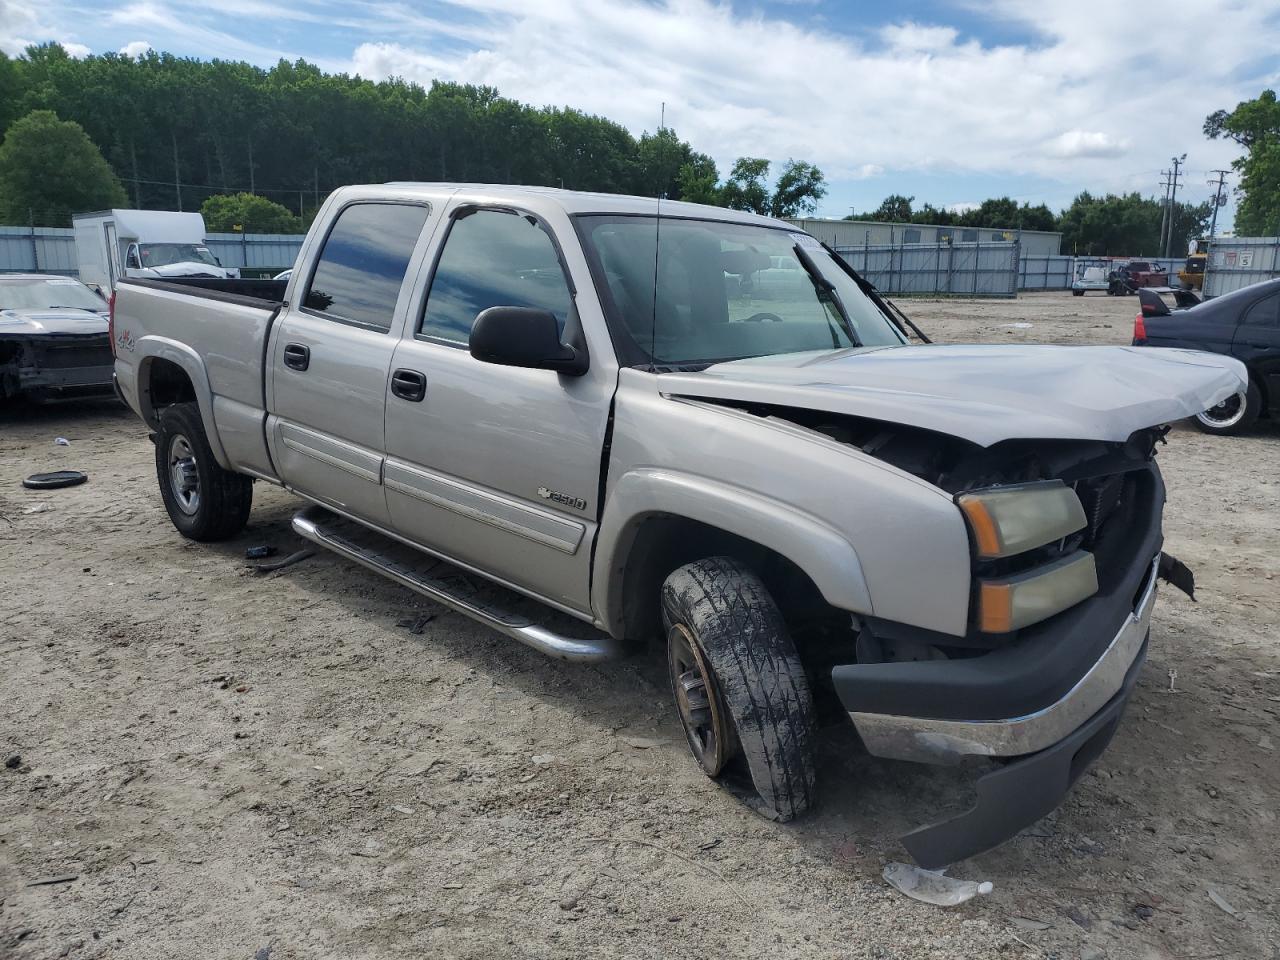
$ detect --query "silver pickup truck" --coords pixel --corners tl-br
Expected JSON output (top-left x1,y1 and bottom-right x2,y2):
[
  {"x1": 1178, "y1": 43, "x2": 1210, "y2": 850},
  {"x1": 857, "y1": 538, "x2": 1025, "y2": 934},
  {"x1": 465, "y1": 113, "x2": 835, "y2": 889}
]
[{"x1": 111, "y1": 183, "x2": 1245, "y2": 867}]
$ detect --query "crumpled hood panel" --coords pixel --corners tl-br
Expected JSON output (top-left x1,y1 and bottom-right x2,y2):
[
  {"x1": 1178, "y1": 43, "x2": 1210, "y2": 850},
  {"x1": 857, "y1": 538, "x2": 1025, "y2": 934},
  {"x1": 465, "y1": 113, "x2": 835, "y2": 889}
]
[
  {"x1": 659, "y1": 344, "x2": 1249, "y2": 447},
  {"x1": 0, "y1": 308, "x2": 109, "y2": 337}
]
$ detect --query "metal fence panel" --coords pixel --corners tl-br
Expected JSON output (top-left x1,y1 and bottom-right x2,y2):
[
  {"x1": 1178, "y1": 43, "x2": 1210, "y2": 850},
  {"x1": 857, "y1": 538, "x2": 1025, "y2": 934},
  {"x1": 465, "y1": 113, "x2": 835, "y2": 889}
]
[
  {"x1": 0, "y1": 226, "x2": 304, "y2": 277},
  {"x1": 835, "y1": 240, "x2": 1019, "y2": 297},
  {"x1": 1017, "y1": 256, "x2": 1186, "y2": 291},
  {"x1": 1203, "y1": 237, "x2": 1280, "y2": 298}
]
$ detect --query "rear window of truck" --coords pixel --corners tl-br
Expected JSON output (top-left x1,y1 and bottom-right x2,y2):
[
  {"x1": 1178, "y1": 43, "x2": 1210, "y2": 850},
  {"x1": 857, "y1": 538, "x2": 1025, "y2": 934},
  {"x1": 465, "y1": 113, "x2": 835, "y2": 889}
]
[{"x1": 303, "y1": 202, "x2": 430, "y2": 332}]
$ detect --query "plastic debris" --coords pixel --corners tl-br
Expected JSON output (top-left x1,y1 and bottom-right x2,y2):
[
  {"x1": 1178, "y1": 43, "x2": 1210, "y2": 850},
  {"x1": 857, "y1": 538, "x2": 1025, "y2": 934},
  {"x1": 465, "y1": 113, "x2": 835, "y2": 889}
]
[
  {"x1": 883, "y1": 861, "x2": 993, "y2": 906},
  {"x1": 1207, "y1": 888, "x2": 1240, "y2": 918},
  {"x1": 244, "y1": 545, "x2": 278, "y2": 560},
  {"x1": 54, "y1": 437, "x2": 70, "y2": 446}
]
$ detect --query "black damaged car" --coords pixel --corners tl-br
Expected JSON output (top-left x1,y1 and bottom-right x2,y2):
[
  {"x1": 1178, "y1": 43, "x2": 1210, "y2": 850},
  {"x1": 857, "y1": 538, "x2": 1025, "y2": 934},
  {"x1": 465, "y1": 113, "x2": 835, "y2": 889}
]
[{"x1": 0, "y1": 274, "x2": 114, "y2": 402}]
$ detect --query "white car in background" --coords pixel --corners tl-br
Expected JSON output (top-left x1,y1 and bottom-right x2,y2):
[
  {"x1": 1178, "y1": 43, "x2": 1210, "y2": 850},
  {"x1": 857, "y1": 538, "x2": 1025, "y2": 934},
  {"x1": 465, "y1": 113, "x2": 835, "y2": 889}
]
[{"x1": 1072, "y1": 259, "x2": 1111, "y2": 296}]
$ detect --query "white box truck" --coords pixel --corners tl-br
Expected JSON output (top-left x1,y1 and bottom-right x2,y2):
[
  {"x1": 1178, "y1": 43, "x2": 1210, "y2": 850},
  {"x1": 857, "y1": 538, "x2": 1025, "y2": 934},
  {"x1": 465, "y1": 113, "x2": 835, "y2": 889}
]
[{"x1": 73, "y1": 210, "x2": 238, "y2": 293}]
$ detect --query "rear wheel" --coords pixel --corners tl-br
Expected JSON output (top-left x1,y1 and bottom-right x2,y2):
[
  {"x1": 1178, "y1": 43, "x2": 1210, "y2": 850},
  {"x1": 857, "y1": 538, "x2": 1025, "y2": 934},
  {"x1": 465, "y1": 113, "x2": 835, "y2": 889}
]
[
  {"x1": 661, "y1": 557, "x2": 816, "y2": 822},
  {"x1": 1072, "y1": 289, "x2": 1084, "y2": 297},
  {"x1": 1194, "y1": 380, "x2": 1262, "y2": 436},
  {"x1": 154, "y1": 402, "x2": 253, "y2": 540}
]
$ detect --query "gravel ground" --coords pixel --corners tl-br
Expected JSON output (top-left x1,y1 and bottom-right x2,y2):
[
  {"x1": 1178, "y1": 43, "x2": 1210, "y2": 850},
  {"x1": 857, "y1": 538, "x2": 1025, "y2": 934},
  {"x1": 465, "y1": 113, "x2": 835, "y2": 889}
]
[{"x1": 2, "y1": 292, "x2": 1277, "y2": 960}]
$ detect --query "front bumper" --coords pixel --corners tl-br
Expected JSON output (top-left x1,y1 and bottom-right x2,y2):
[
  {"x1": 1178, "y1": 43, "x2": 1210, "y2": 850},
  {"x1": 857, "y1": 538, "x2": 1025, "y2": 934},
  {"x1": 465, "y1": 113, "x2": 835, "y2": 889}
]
[{"x1": 851, "y1": 556, "x2": 1158, "y2": 764}]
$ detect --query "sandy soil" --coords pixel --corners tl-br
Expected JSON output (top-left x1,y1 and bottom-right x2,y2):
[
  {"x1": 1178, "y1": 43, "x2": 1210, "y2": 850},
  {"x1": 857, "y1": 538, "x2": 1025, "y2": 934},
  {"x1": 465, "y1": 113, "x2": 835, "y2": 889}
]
[{"x1": 2, "y1": 292, "x2": 1277, "y2": 960}]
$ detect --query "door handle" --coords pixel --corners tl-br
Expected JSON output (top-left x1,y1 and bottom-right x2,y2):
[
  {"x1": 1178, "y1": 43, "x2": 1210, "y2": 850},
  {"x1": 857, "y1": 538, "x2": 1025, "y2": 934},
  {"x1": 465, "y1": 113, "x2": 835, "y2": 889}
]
[
  {"x1": 283, "y1": 342, "x2": 310, "y2": 371},
  {"x1": 391, "y1": 368, "x2": 427, "y2": 402}
]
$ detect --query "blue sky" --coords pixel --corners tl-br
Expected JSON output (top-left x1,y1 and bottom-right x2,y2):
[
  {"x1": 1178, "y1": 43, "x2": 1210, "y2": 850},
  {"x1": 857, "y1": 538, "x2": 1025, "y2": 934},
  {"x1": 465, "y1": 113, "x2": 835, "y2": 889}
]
[{"x1": 4, "y1": 0, "x2": 1279, "y2": 228}]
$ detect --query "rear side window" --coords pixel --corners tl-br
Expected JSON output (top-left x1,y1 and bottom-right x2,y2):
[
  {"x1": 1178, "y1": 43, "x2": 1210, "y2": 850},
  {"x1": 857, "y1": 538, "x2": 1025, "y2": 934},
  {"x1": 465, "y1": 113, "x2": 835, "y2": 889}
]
[
  {"x1": 1244, "y1": 293, "x2": 1279, "y2": 327},
  {"x1": 420, "y1": 209, "x2": 572, "y2": 344},
  {"x1": 303, "y1": 203, "x2": 430, "y2": 332}
]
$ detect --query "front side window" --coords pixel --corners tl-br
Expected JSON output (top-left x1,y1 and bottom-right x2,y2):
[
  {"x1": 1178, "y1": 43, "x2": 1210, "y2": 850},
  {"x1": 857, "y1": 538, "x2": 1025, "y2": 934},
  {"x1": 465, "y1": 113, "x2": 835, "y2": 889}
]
[
  {"x1": 304, "y1": 202, "x2": 430, "y2": 332},
  {"x1": 420, "y1": 209, "x2": 572, "y2": 344},
  {"x1": 578, "y1": 216, "x2": 905, "y2": 367}
]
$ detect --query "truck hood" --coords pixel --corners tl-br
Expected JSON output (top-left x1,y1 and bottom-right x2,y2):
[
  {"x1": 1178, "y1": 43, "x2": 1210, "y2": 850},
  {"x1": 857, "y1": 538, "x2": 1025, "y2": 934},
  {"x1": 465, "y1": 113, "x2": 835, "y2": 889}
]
[
  {"x1": 0, "y1": 308, "x2": 109, "y2": 337},
  {"x1": 659, "y1": 344, "x2": 1248, "y2": 447}
]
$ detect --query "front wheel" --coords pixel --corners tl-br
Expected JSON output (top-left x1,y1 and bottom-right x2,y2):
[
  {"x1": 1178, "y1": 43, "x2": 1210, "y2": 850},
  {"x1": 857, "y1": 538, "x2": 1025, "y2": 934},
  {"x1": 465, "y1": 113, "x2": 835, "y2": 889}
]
[
  {"x1": 154, "y1": 402, "x2": 253, "y2": 540},
  {"x1": 1194, "y1": 380, "x2": 1262, "y2": 436},
  {"x1": 661, "y1": 557, "x2": 816, "y2": 822}
]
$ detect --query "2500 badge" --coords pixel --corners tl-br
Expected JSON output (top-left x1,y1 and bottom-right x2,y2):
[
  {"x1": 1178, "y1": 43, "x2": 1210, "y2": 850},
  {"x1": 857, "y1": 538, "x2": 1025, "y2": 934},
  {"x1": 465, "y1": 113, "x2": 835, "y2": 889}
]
[{"x1": 537, "y1": 486, "x2": 587, "y2": 511}]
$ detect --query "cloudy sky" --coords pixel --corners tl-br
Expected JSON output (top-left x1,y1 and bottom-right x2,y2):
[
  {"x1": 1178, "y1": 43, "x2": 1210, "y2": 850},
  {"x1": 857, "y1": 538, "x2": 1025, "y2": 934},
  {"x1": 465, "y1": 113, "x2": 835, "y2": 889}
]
[{"x1": 3, "y1": 0, "x2": 1278, "y2": 224}]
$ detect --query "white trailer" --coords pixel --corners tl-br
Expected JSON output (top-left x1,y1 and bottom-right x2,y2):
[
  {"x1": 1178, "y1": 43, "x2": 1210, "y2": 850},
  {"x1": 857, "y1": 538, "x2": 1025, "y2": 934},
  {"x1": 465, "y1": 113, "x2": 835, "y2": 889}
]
[{"x1": 72, "y1": 210, "x2": 237, "y2": 293}]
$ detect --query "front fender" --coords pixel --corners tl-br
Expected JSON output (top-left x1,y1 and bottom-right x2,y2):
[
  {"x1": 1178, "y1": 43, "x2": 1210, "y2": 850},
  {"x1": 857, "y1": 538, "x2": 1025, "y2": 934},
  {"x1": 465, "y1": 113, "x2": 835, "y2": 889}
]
[
  {"x1": 135, "y1": 335, "x2": 231, "y2": 469},
  {"x1": 592, "y1": 467, "x2": 873, "y2": 635}
]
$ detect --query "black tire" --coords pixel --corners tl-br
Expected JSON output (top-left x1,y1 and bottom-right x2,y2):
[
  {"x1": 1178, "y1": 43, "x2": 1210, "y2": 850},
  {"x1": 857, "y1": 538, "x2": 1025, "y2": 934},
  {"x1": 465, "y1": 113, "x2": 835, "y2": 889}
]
[
  {"x1": 23, "y1": 470, "x2": 88, "y2": 490},
  {"x1": 154, "y1": 402, "x2": 252, "y2": 541},
  {"x1": 661, "y1": 556, "x2": 816, "y2": 823},
  {"x1": 1072, "y1": 289, "x2": 1084, "y2": 297},
  {"x1": 1193, "y1": 379, "x2": 1262, "y2": 436}
]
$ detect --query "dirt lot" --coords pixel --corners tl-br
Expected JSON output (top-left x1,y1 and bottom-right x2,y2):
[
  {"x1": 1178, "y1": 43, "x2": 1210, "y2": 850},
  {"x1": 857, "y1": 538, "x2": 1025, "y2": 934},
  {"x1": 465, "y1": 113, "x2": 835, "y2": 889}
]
[{"x1": 2, "y1": 292, "x2": 1277, "y2": 959}]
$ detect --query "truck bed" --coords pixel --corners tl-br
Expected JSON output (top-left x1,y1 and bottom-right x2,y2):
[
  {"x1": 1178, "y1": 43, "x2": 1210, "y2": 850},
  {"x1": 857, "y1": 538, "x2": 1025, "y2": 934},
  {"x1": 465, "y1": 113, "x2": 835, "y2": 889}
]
[{"x1": 113, "y1": 276, "x2": 285, "y2": 480}]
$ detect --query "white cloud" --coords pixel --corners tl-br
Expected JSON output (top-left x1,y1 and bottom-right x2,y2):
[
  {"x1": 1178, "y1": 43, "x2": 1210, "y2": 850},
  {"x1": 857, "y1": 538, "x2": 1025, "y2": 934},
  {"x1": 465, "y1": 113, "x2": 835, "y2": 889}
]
[
  {"x1": 1049, "y1": 130, "x2": 1128, "y2": 159},
  {"x1": 0, "y1": 0, "x2": 88, "y2": 56},
  {"x1": 948, "y1": 201, "x2": 980, "y2": 214},
  {"x1": 119, "y1": 39, "x2": 152, "y2": 58},
  {"x1": 343, "y1": 0, "x2": 1276, "y2": 203}
]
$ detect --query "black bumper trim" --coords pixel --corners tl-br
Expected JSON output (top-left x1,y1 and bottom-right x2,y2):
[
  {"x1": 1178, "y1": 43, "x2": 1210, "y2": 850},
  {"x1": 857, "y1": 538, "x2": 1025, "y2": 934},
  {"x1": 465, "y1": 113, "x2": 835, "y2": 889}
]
[{"x1": 901, "y1": 632, "x2": 1148, "y2": 869}]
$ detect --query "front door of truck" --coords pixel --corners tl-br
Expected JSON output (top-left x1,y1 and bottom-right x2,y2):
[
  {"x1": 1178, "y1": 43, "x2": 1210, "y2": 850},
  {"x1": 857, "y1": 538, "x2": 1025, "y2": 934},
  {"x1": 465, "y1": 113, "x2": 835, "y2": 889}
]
[
  {"x1": 267, "y1": 200, "x2": 435, "y2": 527},
  {"x1": 382, "y1": 205, "x2": 615, "y2": 615}
]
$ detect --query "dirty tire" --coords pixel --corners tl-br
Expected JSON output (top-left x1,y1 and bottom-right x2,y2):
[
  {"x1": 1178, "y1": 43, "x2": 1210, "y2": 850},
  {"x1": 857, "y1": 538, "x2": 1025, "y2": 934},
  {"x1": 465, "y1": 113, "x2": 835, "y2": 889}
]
[
  {"x1": 154, "y1": 402, "x2": 252, "y2": 541},
  {"x1": 1193, "y1": 379, "x2": 1261, "y2": 436},
  {"x1": 661, "y1": 556, "x2": 817, "y2": 823}
]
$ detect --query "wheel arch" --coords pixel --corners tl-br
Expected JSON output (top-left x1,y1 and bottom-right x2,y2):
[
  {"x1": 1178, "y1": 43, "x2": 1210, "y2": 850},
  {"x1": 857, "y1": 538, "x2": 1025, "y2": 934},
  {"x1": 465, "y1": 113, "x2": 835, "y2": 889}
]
[
  {"x1": 592, "y1": 469, "x2": 873, "y2": 641},
  {"x1": 135, "y1": 337, "x2": 231, "y2": 468}
]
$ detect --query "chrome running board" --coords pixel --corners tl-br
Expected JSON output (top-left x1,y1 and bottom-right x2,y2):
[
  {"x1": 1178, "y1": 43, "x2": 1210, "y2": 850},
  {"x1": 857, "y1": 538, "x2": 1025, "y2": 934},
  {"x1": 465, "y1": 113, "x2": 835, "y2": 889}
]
[{"x1": 292, "y1": 506, "x2": 623, "y2": 662}]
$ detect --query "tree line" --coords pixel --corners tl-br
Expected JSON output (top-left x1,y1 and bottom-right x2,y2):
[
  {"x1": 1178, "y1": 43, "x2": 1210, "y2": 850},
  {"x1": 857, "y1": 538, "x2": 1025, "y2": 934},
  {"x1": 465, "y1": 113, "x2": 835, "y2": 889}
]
[
  {"x1": 0, "y1": 44, "x2": 826, "y2": 228},
  {"x1": 0, "y1": 44, "x2": 1273, "y2": 255}
]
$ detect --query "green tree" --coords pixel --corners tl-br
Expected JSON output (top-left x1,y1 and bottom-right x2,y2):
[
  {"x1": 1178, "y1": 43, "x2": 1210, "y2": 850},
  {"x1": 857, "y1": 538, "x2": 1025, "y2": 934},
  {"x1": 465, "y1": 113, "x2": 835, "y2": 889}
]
[
  {"x1": 719, "y1": 157, "x2": 772, "y2": 214},
  {"x1": 1057, "y1": 192, "x2": 1206, "y2": 255},
  {"x1": 1205, "y1": 89, "x2": 1280, "y2": 235},
  {"x1": 675, "y1": 156, "x2": 721, "y2": 205},
  {"x1": 769, "y1": 159, "x2": 826, "y2": 217},
  {"x1": 850, "y1": 194, "x2": 914, "y2": 222},
  {"x1": 200, "y1": 192, "x2": 302, "y2": 232},
  {"x1": 0, "y1": 109, "x2": 126, "y2": 225}
]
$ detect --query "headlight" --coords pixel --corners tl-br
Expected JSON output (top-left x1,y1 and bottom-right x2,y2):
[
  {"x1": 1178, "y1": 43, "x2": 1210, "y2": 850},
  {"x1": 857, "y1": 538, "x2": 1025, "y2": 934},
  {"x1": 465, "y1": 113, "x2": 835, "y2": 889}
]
[
  {"x1": 957, "y1": 480, "x2": 1088, "y2": 560},
  {"x1": 976, "y1": 551, "x2": 1099, "y2": 633}
]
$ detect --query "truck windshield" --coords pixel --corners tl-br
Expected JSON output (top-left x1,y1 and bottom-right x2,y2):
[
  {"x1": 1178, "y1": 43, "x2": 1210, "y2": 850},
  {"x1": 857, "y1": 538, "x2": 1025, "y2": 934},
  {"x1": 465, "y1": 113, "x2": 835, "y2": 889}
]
[
  {"x1": 577, "y1": 216, "x2": 905, "y2": 367},
  {"x1": 137, "y1": 243, "x2": 219, "y2": 268},
  {"x1": 0, "y1": 278, "x2": 106, "y2": 311}
]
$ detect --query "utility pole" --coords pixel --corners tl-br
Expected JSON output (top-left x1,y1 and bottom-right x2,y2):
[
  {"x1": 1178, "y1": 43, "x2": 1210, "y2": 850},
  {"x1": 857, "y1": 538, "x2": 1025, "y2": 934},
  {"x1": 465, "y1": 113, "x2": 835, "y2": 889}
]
[
  {"x1": 1165, "y1": 153, "x2": 1186, "y2": 258},
  {"x1": 1207, "y1": 169, "x2": 1228, "y2": 239},
  {"x1": 1158, "y1": 169, "x2": 1173, "y2": 256}
]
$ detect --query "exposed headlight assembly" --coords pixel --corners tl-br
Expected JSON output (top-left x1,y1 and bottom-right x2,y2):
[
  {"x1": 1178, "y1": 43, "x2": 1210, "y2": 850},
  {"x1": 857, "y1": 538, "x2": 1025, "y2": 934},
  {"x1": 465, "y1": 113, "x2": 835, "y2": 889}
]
[
  {"x1": 957, "y1": 480, "x2": 1088, "y2": 559},
  {"x1": 957, "y1": 480, "x2": 1097, "y2": 633}
]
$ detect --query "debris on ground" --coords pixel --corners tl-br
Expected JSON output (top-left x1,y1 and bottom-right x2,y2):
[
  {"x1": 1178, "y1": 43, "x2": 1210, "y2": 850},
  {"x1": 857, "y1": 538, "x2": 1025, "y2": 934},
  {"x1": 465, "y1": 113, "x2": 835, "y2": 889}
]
[
  {"x1": 250, "y1": 548, "x2": 314, "y2": 574},
  {"x1": 54, "y1": 437, "x2": 70, "y2": 446},
  {"x1": 23, "y1": 503, "x2": 50, "y2": 514},
  {"x1": 882, "y1": 862, "x2": 993, "y2": 906},
  {"x1": 22, "y1": 470, "x2": 88, "y2": 490},
  {"x1": 5, "y1": 754, "x2": 22, "y2": 769},
  {"x1": 244, "y1": 545, "x2": 278, "y2": 560},
  {"x1": 26, "y1": 874, "x2": 79, "y2": 887},
  {"x1": 1207, "y1": 888, "x2": 1240, "y2": 919},
  {"x1": 396, "y1": 614, "x2": 436, "y2": 635}
]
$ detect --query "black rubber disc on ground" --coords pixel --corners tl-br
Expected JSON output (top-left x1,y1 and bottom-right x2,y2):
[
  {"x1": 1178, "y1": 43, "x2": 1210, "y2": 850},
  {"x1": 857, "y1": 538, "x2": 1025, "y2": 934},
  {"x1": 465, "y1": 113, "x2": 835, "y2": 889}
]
[{"x1": 22, "y1": 470, "x2": 88, "y2": 490}]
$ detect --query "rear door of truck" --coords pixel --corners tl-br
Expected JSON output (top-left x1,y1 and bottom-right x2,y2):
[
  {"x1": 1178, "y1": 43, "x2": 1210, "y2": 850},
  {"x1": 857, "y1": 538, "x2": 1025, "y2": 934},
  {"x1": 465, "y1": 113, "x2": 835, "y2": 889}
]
[
  {"x1": 1232, "y1": 288, "x2": 1280, "y2": 410},
  {"x1": 380, "y1": 201, "x2": 616, "y2": 615},
  {"x1": 266, "y1": 200, "x2": 438, "y2": 526}
]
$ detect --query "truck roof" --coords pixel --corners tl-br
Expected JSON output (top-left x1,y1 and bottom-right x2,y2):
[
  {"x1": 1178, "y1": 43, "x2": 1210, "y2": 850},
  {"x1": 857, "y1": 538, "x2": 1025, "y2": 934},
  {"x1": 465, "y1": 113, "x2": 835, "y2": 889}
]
[
  {"x1": 377, "y1": 182, "x2": 790, "y2": 229},
  {"x1": 72, "y1": 209, "x2": 208, "y2": 243}
]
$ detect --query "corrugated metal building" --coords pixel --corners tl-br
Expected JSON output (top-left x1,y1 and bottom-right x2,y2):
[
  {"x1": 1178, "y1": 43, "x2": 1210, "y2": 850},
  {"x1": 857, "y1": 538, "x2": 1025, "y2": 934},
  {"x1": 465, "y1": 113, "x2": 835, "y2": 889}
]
[{"x1": 784, "y1": 217, "x2": 1063, "y2": 257}]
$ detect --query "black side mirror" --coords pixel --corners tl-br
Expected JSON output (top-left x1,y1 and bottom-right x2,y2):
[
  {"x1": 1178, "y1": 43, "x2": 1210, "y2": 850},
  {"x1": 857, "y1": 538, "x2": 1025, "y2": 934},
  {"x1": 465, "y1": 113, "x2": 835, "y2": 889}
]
[{"x1": 469, "y1": 306, "x2": 587, "y2": 376}]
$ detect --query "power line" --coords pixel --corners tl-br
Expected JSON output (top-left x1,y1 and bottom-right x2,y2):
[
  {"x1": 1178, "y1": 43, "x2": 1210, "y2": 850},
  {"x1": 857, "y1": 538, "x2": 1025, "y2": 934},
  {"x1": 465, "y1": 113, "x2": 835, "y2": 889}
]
[{"x1": 1158, "y1": 169, "x2": 1173, "y2": 256}]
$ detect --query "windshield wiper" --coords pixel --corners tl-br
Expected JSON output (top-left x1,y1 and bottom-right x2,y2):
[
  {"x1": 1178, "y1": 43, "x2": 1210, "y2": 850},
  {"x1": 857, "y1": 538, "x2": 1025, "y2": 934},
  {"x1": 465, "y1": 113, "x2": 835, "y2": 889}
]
[
  {"x1": 47, "y1": 305, "x2": 101, "y2": 312},
  {"x1": 792, "y1": 243, "x2": 860, "y2": 348}
]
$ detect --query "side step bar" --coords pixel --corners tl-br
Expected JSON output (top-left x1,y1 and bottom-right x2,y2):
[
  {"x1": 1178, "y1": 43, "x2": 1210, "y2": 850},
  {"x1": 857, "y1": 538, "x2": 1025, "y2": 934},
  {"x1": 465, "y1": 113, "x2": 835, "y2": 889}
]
[{"x1": 292, "y1": 506, "x2": 623, "y2": 663}]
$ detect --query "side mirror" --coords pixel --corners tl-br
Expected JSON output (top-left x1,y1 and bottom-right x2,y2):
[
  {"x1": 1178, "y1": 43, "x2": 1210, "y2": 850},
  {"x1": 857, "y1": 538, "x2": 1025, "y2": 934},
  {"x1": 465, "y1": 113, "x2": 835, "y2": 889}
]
[
  {"x1": 125, "y1": 245, "x2": 141, "y2": 269},
  {"x1": 469, "y1": 306, "x2": 587, "y2": 376}
]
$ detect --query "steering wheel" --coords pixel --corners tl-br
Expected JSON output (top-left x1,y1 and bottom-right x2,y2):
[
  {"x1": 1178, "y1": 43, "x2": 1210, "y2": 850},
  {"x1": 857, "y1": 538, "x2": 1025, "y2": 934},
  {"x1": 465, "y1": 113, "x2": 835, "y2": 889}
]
[{"x1": 740, "y1": 312, "x2": 783, "y2": 323}]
